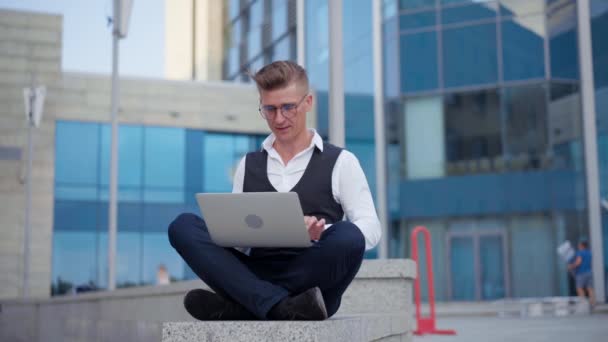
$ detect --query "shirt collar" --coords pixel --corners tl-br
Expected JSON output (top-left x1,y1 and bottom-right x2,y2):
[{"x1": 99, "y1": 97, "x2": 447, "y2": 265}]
[{"x1": 261, "y1": 128, "x2": 324, "y2": 153}]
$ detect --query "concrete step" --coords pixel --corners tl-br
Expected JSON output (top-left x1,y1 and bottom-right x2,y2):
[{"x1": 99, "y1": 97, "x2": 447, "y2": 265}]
[
  {"x1": 0, "y1": 259, "x2": 416, "y2": 342},
  {"x1": 162, "y1": 313, "x2": 412, "y2": 342}
]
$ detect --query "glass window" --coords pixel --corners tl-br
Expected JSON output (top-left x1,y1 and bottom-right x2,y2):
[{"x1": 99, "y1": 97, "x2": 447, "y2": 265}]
[
  {"x1": 400, "y1": 10, "x2": 436, "y2": 31},
  {"x1": 99, "y1": 125, "x2": 143, "y2": 187},
  {"x1": 247, "y1": 28, "x2": 262, "y2": 60},
  {"x1": 272, "y1": 34, "x2": 292, "y2": 62},
  {"x1": 384, "y1": 0, "x2": 398, "y2": 19},
  {"x1": 116, "y1": 232, "x2": 141, "y2": 288},
  {"x1": 142, "y1": 233, "x2": 185, "y2": 285},
  {"x1": 441, "y1": 0, "x2": 493, "y2": 5},
  {"x1": 306, "y1": 0, "x2": 329, "y2": 91},
  {"x1": 404, "y1": 96, "x2": 445, "y2": 179},
  {"x1": 548, "y1": 0, "x2": 578, "y2": 79},
  {"x1": 271, "y1": 0, "x2": 288, "y2": 40},
  {"x1": 502, "y1": 84, "x2": 548, "y2": 170},
  {"x1": 143, "y1": 127, "x2": 185, "y2": 188},
  {"x1": 441, "y1": 2, "x2": 498, "y2": 25},
  {"x1": 400, "y1": 31, "x2": 438, "y2": 92},
  {"x1": 227, "y1": 46, "x2": 240, "y2": 77},
  {"x1": 443, "y1": 23, "x2": 497, "y2": 88},
  {"x1": 55, "y1": 121, "x2": 100, "y2": 185},
  {"x1": 399, "y1": 0, "x2": 435, "y2": 11},
  {"x1": 501, "y1": 16, "x2": 545, "y2": 81},
  {"x1": 52, "y1": 231, "x2": 98, "y2": 295},
  {"x1": 499, "y1": 0, "x2": 544, "y2": 18},
  {"x1": 203, "y1": 133, "x2": 240, "y2": 192},
  {"x1": 548, "y1": 83, "x2": 583, "y2": 171},
  {"x1": 592, "y1": 0, "x2": 608, "y2": 89},
  {"x1": 444, "y1": 89, "x2": 501, "y2": 172},
  {"x1": 229, "y1": 0, "x2": 241, "y2": 20}
]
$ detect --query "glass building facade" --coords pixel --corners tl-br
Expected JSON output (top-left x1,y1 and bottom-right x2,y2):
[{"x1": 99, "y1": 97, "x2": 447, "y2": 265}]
[
  {"x1": 223, "y1": 0, "x2": 297, "y2": 81},
  {"x1": 52, "y1": 121, "x2": 264, "y2": 294},
  {"x1": 591, "y1": 0, "x2": 608, "y2": 300},
  {"x1": 383, "y1": 0, "x2": 588, "y2": 301}
]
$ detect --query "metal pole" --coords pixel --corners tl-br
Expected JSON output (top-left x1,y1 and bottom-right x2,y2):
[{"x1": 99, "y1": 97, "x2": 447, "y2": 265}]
[
  {"x1": 108, "y1": 0, "x2": 121, "y2": 291},
  {"x1": 372, "y1": 0, "x2": 388, "y2": 259},
  {"x1": 296, "y1": 0, "x2": 305, "y2": 67},
  {"x1": 328, "y1": 0, "x2": 344, "y2": 147},
  {"x1": 23, "y1": 106, "x2": 33, "y2": 298},
  {"x1": 576, "y1": 0, "x2": 605, "y2": 303}
]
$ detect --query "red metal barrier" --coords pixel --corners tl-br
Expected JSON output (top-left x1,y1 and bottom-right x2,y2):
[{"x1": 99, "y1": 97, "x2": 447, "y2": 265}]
[{"x1": 410, "y1": 226, "x2": 456, "y2": 335}]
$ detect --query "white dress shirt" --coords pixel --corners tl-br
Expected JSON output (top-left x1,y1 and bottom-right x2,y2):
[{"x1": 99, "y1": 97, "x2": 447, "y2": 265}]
[{"x1": 232, "y1": 129, "x2": 381, "y2": 250}]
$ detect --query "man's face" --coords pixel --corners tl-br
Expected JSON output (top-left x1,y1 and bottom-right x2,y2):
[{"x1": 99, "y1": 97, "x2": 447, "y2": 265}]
[{"x1": 259, "y1": 82, "x2": 312, "y2": 145}]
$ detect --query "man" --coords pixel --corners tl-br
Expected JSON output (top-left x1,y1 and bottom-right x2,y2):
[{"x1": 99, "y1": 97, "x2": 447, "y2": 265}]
[
  {"x1": 568, "y1": 240, "x2": 595, "y2": 306},
  {"x1": 168, "y1": 61, "x2": 381, "y2": 321}
]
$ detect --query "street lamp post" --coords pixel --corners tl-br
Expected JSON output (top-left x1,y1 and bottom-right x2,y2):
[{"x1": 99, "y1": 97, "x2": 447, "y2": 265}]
[
  {"x1": 22, "y1": 84, "x2": 46, "y2": 298},
  {"x1": 108, "y1": 0, "x2": 133, "y2": 291}
]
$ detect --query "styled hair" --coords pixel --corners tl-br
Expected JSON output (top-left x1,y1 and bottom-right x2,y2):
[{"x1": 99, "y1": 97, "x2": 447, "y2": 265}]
[{"x1": 252, "y1": 60, "x2": 309, "y2": 92}]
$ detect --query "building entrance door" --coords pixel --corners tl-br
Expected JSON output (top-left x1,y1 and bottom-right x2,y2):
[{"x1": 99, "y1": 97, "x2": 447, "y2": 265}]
[{"x1": 447, "y1": 225, "x2": 509, "y2": 301}]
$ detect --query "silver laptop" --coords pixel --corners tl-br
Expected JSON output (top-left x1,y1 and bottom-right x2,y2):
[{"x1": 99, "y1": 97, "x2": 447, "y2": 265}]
[{"x1": 195, "y1": 192, "x2": 312, "y2": 248}]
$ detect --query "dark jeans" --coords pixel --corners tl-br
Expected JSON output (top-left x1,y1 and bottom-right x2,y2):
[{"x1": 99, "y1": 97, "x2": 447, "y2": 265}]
[{"x1": 168, "y1": 213, "x2": 365, "y2": 319}]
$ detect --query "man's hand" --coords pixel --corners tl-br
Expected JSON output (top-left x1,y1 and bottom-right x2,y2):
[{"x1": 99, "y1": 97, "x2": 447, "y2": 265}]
[{"x1": 305, "y1": 216, "x2": 326, "y2": 241}]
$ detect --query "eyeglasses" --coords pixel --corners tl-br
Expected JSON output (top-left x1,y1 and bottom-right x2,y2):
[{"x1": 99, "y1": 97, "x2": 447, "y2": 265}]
[{"x1": 259, "y1": 94, "x2": 308, "y2": 120}]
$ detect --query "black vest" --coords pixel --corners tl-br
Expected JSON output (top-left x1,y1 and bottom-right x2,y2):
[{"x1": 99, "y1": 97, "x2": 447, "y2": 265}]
[{"x1": 243, "y1": 143, "x2": 345, "y2": 257}]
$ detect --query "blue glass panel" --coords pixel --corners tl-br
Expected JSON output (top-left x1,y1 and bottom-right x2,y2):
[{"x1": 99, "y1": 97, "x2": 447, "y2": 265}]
[
  {"x1": 400, "y1": 31, "x2": 438, "y2": 92},
  {"x1": 548, "y1": 1, "x2": 578, "y2": 79},
  {"x1": 229, "y1": 0, "x2": 241, "y2": 19},
  {"x1": 142, "y1": 233, "x2": 185, "y2": 284},
  {"x1": 52, "y1": 231, "x2": 98, "y2": 294},
  {"x1": 592, "y1": 0, "x2": 608, "y2": 89},
  {"x1": 441, "y1": 0, "x2": 493, "y2": 5},
  {"x1": 143, "y1": 202, "x2": 187, "y2": 233},
  {"x1": 204, "y1": 134, "x2": 240, "y2": 192},
  {"x1": 272, "y1": 0, "x2": 288, "y2": 40},
  {"x1": 450, "y1": 236, "x2": 475, "y2": 300},
  {"x1": 272, "y1": 34, "x2": 292, "y2": 62},
  {"x1": 99, "y1": 125, "x2": 143, "y2": 188},
  {"x1": 502, "y1": 16, "x2": 545, "y2": 81},
  {"x1": 185, "y1": 130, "x2": 204, "y2": 207},
  {"x1": 55, "y1": 185, "x2": 97, "y2": 201},
  {"x1": 400, "y1": 11, "x2": 436, "y2": 31},
  {"x1": 144, "y1": 127, "x2": 185, "y2": 188},
  {"x1": 443, "y1": 23, "x2": 497, "y2": 87},
  {"x1": 55, "y1": 121, "x2": 99, "y2": 185},
  {"x1": 306, "y1": 0, "x2": 329, "y2": 92},
  {"x1": 441, "y1": 2, "x2": 497, "y2": 25},
  {"x1": 116, "y1": 232, "x2": 141, "y2": 287},
  {"x1": 399, "y1": 0, "x2": 435, "y2": 11},
  {"x1": 480, "y1": 235, "x2": 506, "y2": 299},
  {"x1": 54, "y1": 199, "x2": 99, "y2": 232}
]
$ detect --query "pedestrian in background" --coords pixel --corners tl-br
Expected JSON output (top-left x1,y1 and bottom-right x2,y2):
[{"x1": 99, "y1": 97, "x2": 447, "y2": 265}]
[{"x1": 568, "y1": 240, "x2": 595, "y2": 306}]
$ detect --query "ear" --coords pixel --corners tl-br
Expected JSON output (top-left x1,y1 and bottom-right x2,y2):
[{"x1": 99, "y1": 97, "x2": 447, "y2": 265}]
[{"x1": 302, "y1": 93, "x2": 314, "y2": 112}]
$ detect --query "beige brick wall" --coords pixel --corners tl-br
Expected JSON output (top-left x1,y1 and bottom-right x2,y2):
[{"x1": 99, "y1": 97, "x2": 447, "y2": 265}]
[
  {"x1": 0, "y1": 9, "x2": 316, "y2": 300},
  {"x1": 0, "y1": 9, "x2": 61, "y2": 300}
]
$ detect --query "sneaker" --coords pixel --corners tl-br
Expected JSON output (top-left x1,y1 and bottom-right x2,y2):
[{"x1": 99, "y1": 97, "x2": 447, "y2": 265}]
[
  {"x1": 183, "y1": 289, "x2": 256, "y2": 320},
  {"x1": 267, "y1": 287, "x2": 328, "y2": 321}
]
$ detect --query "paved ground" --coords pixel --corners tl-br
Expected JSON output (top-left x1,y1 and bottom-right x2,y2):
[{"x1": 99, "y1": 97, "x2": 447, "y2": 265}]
[{"x1": 413, "y1": 313, "x2": 608, "y2": 342}]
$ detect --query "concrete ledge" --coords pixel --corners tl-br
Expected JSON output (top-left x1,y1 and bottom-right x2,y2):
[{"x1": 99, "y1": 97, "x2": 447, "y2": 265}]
[
  {"x1": 0, "y1": 259, "x2": 416, "y2": 342},
  {"x1": 162, "y1": 313, "x2": 410, "y2": 342}
]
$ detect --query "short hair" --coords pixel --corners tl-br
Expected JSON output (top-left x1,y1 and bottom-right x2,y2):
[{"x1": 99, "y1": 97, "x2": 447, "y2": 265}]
[
  {"x1": 252, "y1": 60, "x2": 309, "y2": 92},
  {"x1": 579, "y1": 240, "x2": 589, "y2": 249}
]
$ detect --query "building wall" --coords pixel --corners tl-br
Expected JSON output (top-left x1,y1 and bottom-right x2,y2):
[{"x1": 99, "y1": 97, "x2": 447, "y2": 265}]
[
  {"x1": 164, "y1": 0, "x2": 224, "y2": 81},
  {"x1": 0, "y1": 9, "x2": 62, "y2": 299},
  {"x1": 0, "y1": 8, "x2": 315, "y2": 299}
]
